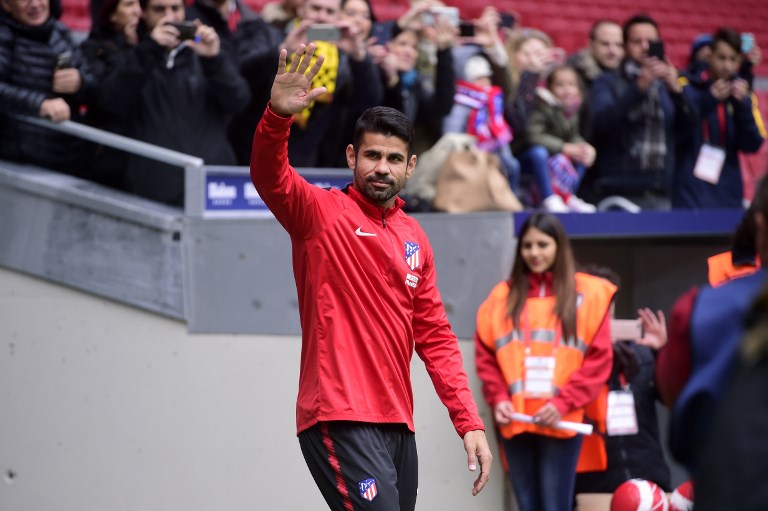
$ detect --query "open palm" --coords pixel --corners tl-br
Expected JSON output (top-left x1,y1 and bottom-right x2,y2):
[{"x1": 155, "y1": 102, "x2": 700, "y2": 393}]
[
  {"x1": 270, "y1": 44, "x2": 327, "y2": 117},
  {"x1": 636, "y1": 307, "x2": 667, "y2": 350}
]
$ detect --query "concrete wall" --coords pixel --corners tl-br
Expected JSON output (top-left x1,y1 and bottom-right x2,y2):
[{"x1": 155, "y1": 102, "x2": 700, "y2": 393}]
[{"x1": 0, "y1": 267, "x2": 506, "y2": 511}]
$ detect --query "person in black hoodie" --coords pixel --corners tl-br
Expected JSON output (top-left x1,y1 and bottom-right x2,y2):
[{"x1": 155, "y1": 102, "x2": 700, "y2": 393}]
[
  {"x1": 98, "y1": 0, "x2": 250, "y2": 206},
  {"x1": 0, "y1": 0, "x2": 96, "y2": 175},
  {"x1": 80, "y1": 0, "x2": 141, "y2": 190}
]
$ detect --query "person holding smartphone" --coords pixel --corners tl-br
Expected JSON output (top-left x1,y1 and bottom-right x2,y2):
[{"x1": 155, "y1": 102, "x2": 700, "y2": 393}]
[
  {"x1": 673, "y1": 27, "x2": 765, "y2": 209},
  {"x1": 96, "y1": 0, "x2": 250, "y2": 206},
  {"x1": 583, "y1": 13, "x2": 693, "y2": 210}
]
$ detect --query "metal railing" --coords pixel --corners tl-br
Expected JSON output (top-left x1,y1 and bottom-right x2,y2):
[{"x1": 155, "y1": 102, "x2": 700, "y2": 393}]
[{"x1": 13, "y1": 115, "x2": 204, "y2": 216}]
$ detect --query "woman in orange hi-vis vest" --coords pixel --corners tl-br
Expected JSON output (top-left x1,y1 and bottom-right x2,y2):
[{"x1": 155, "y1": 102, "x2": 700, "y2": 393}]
[{"x1": 475, "y1": 212, "x2": 615, "y2": 511}]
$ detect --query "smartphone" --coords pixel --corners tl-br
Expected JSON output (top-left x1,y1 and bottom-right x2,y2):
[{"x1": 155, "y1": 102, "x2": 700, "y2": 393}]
[
  {"x1": 610, "y1": 319, "x2": 643, "y2": 341},
  {"x1": 741, "y1": 32, "x2": 755, "y2": 54},
  {"x1": 648, "y1": 40, "x2": 665, "y2": 60},
  {"x1": 421, "y1": 6, "x2": 459, "y2": 27},
  {"x1": 499, "y1": 12, "x2": 517, "y2": 29},
  {"x1": 55, "y1": 51, "x2": 73, "y2": 70},
  {"x1": 307, "y1": 23, "x2": 341, "y2": 42},
  {"x1": 459, "y1": 21, "x2": 475, "y2": 38},
  {"x1": 167, "y1": 21, "x2": 197, "y2": 41}
]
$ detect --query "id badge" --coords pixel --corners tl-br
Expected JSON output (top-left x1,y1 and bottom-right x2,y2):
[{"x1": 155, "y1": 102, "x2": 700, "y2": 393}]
[
  {"x1": 606, "y1": 390, "x2": 639, "y2": 436},
  {"x1": 693, "y1": 143, "x2": 725, "y2": 185},
  {"x1": 524, "y1": 356, "x2": 555, "y2": 398}
]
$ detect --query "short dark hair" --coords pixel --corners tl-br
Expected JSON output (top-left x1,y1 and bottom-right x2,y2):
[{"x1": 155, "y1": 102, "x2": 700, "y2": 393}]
[
  {"x1": 589, "y1": 19, "x2": 621, "y2": 42},
  {"x1": 622, "y1": 13, "x2": 659, "y2": 43},
  {"x1": 712, "y1": 27, "x2": 742, "y2": 55},
  {"x1": 353, "y1": 107, "x2": 414, "y2": 156},
  {"x1": 580, "y1": 263, "x2": 621, "y2": 289}
]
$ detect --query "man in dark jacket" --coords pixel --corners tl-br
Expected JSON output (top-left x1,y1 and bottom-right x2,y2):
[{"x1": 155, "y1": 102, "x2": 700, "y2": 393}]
[
  {"x1": 582, "y1": 14, "x2": 692, "y2": 209},
  {"x1": 0, "y1": 0, "x2": 96, "y2": 175},
  {"x1": 99, "y1": 0, "x2": 250, "y2": 206}
]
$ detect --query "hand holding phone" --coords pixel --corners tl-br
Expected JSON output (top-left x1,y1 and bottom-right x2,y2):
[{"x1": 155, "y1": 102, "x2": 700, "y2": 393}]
[
  {"x1": 52, "y1": 67, "x2": 82, "y2": 94},
  {"x1": 55, "y1": 51, "x2": 72, "y2": 70}
]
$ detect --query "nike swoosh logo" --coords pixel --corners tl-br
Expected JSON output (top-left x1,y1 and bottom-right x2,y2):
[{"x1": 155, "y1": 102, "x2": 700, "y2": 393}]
[{"x1": 355, "y1": 226, "x2": 377, "y2": 237}]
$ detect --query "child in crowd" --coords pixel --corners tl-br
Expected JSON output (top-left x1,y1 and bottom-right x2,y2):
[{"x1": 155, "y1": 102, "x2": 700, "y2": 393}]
[
  {"x1": 443, "y1": 55, "x2": 521, "y2": 196},
  {"x1": 674, "y1": 27, "x2": 765, "y2": 209},
  {"x1": 526, "y1": 64, "x2": 597, "y2": 212}
]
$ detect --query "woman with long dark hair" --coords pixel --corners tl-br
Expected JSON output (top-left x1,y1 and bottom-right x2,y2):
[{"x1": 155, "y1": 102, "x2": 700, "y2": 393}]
[{"x1": 475, "y1": 212, "x2": 615, "y2": 510}]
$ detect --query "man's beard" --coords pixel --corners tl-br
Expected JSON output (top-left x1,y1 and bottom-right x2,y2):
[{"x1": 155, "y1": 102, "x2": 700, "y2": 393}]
[{"x1": 358, "y1": 174, "x2": 401, "y2": 204}]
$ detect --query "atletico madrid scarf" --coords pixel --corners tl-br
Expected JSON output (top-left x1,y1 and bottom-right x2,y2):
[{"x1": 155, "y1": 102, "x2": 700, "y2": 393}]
[{"x1": 453, "y1": 80, "x2": 512, "y2": 151}]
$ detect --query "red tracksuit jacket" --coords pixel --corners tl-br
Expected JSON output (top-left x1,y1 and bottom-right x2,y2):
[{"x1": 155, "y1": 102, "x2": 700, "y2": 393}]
[{"x1": 251, "y1": 106, "x2": 484, "y2": 437}]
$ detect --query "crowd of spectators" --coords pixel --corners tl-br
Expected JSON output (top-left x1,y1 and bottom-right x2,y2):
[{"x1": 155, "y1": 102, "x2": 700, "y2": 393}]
[{"x1": 0, "y1": 0, "x2": 765, "y2": 210}]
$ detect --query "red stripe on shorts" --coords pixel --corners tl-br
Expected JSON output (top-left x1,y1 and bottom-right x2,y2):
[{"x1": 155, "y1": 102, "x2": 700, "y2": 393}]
[{"x1": 321, "y1": 423, "x2": 354, "y2": 511}]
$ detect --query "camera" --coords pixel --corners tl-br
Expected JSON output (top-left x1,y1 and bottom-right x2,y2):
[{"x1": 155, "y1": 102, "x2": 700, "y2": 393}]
[
  {"x1": 307, "y1": 24, "x2": 341, "y2": 42},
  {"x1": 167, "y1": 21, "x2": 197, "y2": 41}
]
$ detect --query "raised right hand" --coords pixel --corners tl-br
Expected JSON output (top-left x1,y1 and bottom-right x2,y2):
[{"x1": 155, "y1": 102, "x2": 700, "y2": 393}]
[{"x1": 270, "y1": 44, "x2": 327, "y2": 117}]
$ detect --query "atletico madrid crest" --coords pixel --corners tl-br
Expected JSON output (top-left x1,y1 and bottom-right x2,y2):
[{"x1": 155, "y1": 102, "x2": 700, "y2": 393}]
[
  {"x1": 405, "y1": 241, "x2": 420, "y2": 271},
  {"x1": 359, "y1": 478, "x2": 378, "y2": 502}
]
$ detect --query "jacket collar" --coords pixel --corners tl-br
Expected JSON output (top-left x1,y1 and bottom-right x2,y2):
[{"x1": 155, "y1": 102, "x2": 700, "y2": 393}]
[
  {"x1": 527, "y1": 271, "x2": 554, "y2": 297},
  {"x1": 3, "y1": 15, "x2": 55, "y2": 41},
  {"x1": 346, "y1": 185, "x2": 405, "y2": 222}
]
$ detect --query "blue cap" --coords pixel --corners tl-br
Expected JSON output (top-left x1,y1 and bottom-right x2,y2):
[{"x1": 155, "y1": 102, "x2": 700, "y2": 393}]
[{"x1": 690, "y1": 33, "x2": 713, "y2": 57}]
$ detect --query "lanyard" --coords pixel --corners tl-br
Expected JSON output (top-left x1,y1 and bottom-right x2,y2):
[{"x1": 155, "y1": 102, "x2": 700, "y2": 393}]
[{"x1": 702, "y1": 102, "x2": 727, "y2": 145}]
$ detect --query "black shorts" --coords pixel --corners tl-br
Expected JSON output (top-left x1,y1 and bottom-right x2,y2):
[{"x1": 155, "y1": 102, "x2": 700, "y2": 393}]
[{"x1": 298, "y1": 421, "x2": 418, "y2": 511}]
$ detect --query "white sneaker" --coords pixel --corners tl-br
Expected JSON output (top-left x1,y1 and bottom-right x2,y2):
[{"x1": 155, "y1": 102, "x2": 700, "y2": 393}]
[
  {"x1": 542, "y1": 194, "x2": 569, "y2": 213},
  {"x1": 566, "y1": 195, "x2": 597, "y2": 213}
]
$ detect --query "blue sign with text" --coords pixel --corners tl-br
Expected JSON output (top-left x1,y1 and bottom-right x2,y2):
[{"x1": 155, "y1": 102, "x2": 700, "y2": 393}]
[{"x1": 205, "y1": 172, "x2": 349, "y2": 215}]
